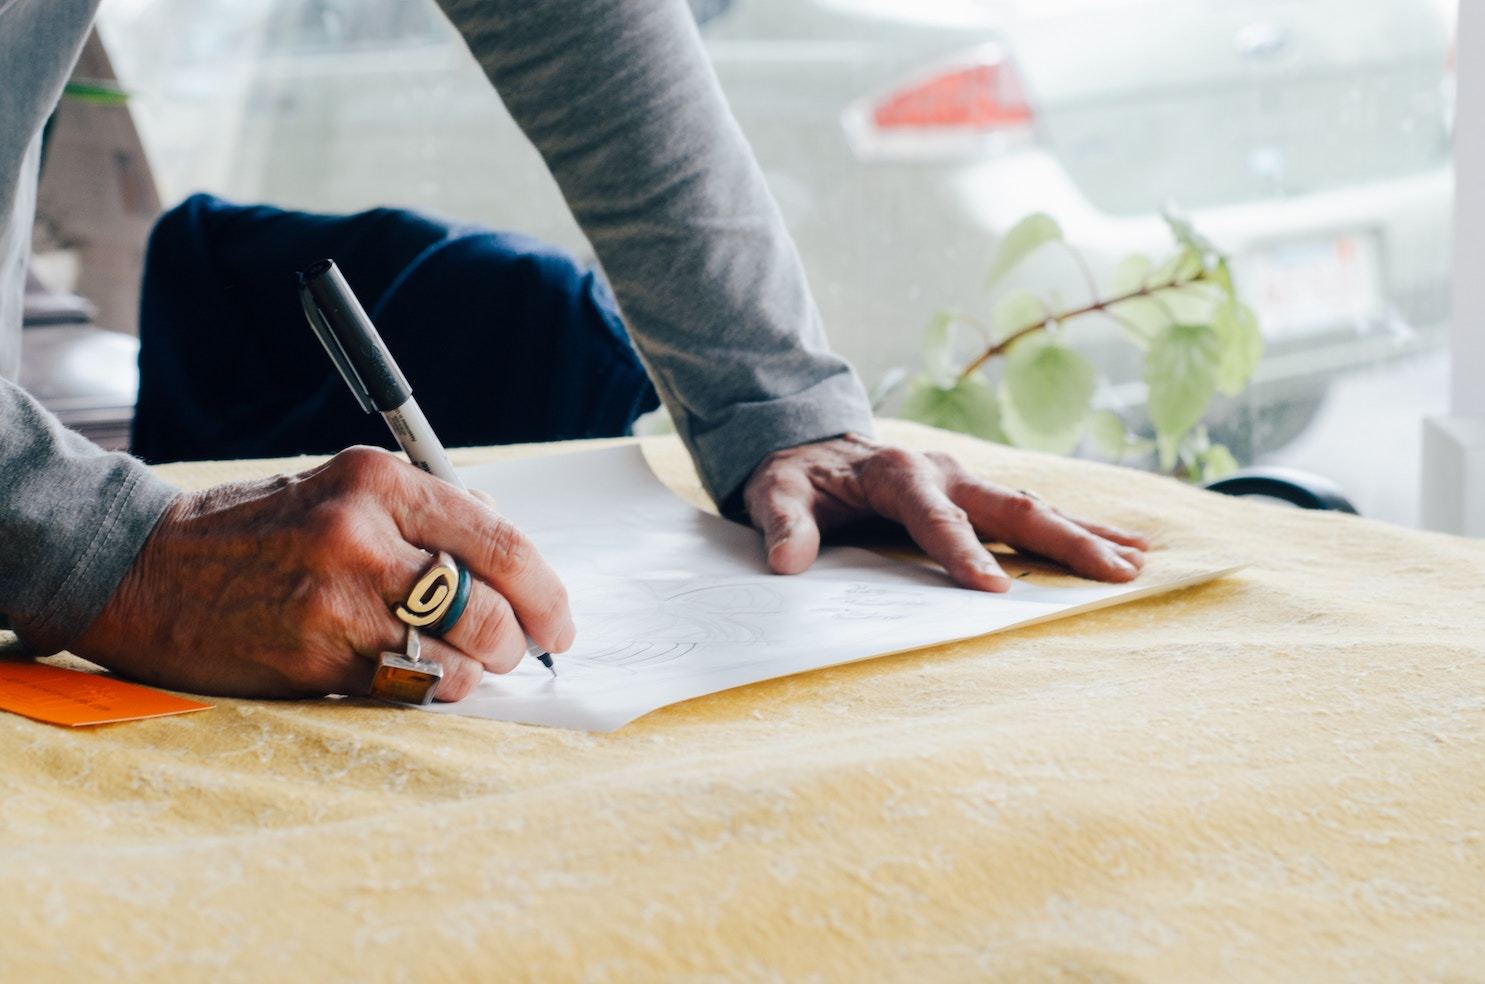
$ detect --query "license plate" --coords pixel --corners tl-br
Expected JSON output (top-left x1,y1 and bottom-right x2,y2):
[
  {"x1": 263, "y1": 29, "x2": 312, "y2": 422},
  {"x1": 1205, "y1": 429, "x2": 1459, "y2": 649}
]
[{"x1": 1235, "y1": 233, "x2": 1383, "y2": 338}]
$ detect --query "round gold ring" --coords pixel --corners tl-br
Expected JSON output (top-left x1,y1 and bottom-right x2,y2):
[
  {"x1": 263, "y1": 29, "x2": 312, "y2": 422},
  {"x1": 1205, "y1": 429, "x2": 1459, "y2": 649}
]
[{"x1": 395, "y1": 551, "x2": 459, "y2": 628}]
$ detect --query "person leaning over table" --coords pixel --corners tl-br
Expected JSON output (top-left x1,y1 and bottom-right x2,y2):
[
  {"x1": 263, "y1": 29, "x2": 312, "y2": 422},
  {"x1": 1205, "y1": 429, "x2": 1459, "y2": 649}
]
[{"x1": 0, "y1": 0, "x2": 1149, "y2": 701}]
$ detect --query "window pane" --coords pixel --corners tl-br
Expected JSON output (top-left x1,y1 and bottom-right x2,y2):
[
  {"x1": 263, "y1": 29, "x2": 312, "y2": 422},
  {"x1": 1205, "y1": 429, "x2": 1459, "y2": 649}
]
[{"x1": 97, "y1": 0, "x2": 1457, "y2": 525}]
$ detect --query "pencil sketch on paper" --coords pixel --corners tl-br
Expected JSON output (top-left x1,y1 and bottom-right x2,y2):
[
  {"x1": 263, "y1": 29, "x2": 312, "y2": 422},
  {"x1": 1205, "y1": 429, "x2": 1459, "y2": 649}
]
[
  {"x1": 553, "y1": 562, "x2": 787, "y2": 647},
  {"x1": 417, "y1": 445, "x2": 1239, "y2": 732},
  {"x1": 565, "y1": 642, "x2": 699, "y2": 672}
]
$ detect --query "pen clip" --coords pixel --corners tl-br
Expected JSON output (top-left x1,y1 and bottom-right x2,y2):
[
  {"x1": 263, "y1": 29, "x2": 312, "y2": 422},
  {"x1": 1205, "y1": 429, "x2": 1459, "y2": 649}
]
[{"x1": 299, "y1": 284, "x2": 376, "y2": 415}]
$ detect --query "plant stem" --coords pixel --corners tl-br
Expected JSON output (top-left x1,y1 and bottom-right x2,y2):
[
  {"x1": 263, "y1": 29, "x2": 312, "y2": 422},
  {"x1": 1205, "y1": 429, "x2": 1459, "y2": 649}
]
[{"x1": 957, "y1": 275, "x2": 1200, "y2": 382}]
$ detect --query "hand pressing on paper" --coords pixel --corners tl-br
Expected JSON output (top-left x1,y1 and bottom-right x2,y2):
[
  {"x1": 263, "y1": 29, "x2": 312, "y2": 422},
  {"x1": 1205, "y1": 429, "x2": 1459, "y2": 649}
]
[
  {"x1": 743, "y1": 434, "x2": 1148, "y2": 589},
  {"x1": 72, "y1": 447, "x2": 573, "y2": 701}
]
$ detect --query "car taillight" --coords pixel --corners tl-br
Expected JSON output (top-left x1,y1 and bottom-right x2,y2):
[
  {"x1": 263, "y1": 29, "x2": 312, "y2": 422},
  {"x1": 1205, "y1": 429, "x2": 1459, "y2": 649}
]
[{"x1": 844, "y1": 47, "x2": 1035, "y2": 161}]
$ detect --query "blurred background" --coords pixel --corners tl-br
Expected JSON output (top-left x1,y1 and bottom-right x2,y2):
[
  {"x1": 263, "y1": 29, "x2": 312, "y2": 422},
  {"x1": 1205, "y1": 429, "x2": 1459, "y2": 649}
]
[{"x1": 29, "y1": 0, "x2": 1459, "y2": 525}]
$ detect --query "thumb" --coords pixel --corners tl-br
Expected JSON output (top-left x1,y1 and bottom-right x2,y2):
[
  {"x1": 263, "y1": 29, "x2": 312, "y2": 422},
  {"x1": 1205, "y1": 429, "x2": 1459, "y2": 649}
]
[{"x1": 755, "y1": 488, "x2": 822, "y2": 576}]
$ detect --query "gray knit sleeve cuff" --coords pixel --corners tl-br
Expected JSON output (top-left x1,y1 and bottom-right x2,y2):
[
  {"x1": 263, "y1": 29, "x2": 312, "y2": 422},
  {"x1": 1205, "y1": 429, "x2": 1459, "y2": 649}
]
[
  {"x1": 1, "y1": 378, "x2": 179, "y2": 656},
  {"x1": 685, "y1": 369, "x2": 877, "y2": 512},
  {"x1": 12, "y1": 460, "x2": 178, "y2": 657}
]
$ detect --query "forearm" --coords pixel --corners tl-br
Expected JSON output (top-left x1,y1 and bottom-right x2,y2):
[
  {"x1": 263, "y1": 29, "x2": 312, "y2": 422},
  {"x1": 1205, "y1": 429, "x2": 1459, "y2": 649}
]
[
  {"x1": 0, "y1": 378, "x2": 177, "y2": 655},
  {"x1": 433, "y1": 0, "x2": 875, "y2": 504}
]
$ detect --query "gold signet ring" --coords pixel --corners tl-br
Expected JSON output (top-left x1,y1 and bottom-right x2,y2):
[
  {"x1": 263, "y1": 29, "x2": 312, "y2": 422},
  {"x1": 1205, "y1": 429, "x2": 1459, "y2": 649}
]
[{"x1": 395, "y1": 551, "x2": 459, "y2": 628}]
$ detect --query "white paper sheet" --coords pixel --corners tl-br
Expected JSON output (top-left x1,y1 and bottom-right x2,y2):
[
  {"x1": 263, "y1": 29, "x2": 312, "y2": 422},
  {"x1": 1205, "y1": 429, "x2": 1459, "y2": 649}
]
[{"x1": 424, "y1": 446, "x2": 1237, "y2": 731}]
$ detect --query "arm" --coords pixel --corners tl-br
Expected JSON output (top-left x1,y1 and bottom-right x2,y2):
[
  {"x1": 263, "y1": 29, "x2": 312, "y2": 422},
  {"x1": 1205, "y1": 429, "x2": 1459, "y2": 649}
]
[
  {"x1": 0, "y1": 377, "x2": 176, "y2": 654},
  {"x1": 431, "y1": 0, "x2": 874, "y2": 506},
  {"x1": 431, "y1": 0, "x2": 1148, "y2": 588}
]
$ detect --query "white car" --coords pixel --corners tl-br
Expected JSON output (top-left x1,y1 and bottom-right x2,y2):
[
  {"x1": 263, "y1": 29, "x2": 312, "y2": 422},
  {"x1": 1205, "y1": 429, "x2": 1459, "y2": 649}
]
[{"x1": 89, "y1": 0, "x2": 1455, "y2": 457}]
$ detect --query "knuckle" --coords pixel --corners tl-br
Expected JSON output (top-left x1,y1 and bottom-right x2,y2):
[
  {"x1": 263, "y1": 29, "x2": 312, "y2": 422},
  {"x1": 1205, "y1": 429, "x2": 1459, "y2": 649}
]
[
  {"x1": 747, "y1": 454, "x2": 784, "y2": 484},
  {"x1": 922, "y1": 503, "x2": 970, "y2": 530},
  {"x1": 481, "y1": 516, "x2": 531, "y2": 576},
  {"x1": 924, "y1": 451, "x2": 958, "y2": 473},
  {"x1": 864, "y1": 446, "x2": 922, "y2": 477},
  {"x1": 327, "y1": 446, "x2": 400, "y2": 491},
  {"x1": 745, "y1": 468, "x2": 795, "y2": 506},
  {"x1": 468, "y1": 595, "x2": 517, "y2": 659},
  {"x1": 749, "y1": 470, "x2": 792, "y2": 500},
  {"x1": 1003, "y1": 492, "x2": 1042, "y2": 518},
  {"x1": 302, "y1": 503, "x2": 376, "y2": 565},
  {"x1": 305, "y1": 501, "x2": 356, "y2": 542}
]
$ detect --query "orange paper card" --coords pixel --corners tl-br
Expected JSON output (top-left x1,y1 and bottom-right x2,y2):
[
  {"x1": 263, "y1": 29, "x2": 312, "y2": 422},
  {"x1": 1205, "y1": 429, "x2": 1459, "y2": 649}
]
[{"x1": 0, "y1": 662, "x2": 211, "y2": 727}]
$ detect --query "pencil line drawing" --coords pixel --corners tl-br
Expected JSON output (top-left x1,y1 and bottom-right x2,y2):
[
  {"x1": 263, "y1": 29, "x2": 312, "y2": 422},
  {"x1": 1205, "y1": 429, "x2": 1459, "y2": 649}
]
[
  {"x1": 569, "y1": 641, "x2": 699, "y2": 670},
  {"x1": 419, "y1": 445, "x2": 1235, "y2": 731},
  {"x1": 560, "y1": 565, "x2": 791, "y2": 648}
]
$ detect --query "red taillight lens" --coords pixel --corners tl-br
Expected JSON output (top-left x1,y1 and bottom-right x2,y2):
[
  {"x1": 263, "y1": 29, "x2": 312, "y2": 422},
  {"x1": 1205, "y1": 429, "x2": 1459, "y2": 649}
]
[
  {"x1": 845, "y1": 48, "x2": 1034, "y2": 161},
  {"x1": 871, "y1": 61, "x2": 1031, "y2": 133}
]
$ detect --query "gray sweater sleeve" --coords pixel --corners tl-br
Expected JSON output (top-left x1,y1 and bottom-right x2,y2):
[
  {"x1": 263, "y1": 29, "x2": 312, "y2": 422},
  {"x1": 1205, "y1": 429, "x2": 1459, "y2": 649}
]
[
  {"x1": 0, "y1": 377, "x2": 177, "y2": 654},
  {"x1": 433, "y1": 0, "x2": 876, "y2": 505},
  {"x1": 0, "y1": 0, "x2": 174, "y2": 654}
]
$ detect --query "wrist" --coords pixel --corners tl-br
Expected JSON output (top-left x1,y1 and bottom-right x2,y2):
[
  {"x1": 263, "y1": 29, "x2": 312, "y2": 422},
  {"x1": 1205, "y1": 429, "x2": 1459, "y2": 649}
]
[{"x1": 72, "y1": 491, "x2": 192, "y2": 675}]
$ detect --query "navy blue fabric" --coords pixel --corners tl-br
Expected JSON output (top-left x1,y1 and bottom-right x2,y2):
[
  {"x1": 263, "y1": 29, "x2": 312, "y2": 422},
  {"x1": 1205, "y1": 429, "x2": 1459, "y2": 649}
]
[{"x1": 131, "y1": 193, "x2": 659, "y2": 464}]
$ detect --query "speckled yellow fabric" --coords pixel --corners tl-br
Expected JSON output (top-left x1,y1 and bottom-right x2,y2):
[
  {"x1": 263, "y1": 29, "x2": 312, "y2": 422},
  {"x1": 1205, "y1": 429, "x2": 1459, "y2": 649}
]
[{"x1": 3, "y1": 421, "x2": 1482, "y2": 981}]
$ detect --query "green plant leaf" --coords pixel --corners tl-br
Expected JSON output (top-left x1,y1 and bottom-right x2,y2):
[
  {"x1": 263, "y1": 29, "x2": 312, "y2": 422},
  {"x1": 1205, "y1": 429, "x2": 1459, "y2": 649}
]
[
  {"x1": 1212, "y1": 301, "x2": 1264, "y2": 395},
  {"x1": 986, "y1": 213, "x2": 1062, "y2": 290},
  {"x1": 1151, "y1": 246, "x2": 1204, "y2": 286},
  {"x1": 998, "y1": 334, "x2": 1096, "y2": 454},
  {"x1": 1111, "y1": 255, "x2": 1152, "y2": 294},
  {"x1": 899, "y1": 374, "x2": 1005, "y2": 442},
  {"x1": 990, "y1": 289, "x2": 1047, "y2": 343},
  {"x1": 1156, "y1": 431, "x2": 1182, "y2": 472},
  {"x1": 921, "y1": 312, "x2": 958, "y2": 388},
  {"x1": 1105, "y1": 255, "x2": 1167, "y2": 345},
  {"x1": 1161, "y1": 286, "x2": 1223, "y2": 327},
  {"x1": 1211, "y1": 258, "x2": 1236, "y2": 298},
  {"x1": 1199, "y1": 443, "x2": 1240, "y2": 482},
  {"x1": 1145, "y1": 323, "x2": 1223, "y2": 457},
  {"x1": 1107, "y1": 298, "x2": 1169, "y2": 347},
  {"x1": 1162, "y1": 209, "x2": 1219, "y2": 256},
  {"x1": 1087, "y1": 410, "x2": 1131, "y2": 458}
]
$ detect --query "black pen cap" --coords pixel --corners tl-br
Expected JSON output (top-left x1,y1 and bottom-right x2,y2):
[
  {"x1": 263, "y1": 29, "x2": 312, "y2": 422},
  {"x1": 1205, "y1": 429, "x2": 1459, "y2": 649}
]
[{"x1": 298, "y1": 258, "x2": 412, "y2": 413}]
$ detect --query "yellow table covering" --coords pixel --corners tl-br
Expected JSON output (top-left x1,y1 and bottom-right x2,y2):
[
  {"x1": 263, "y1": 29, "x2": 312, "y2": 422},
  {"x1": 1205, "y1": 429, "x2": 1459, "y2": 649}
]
[{"x1": 3, "y1": 421, "x2": 1482, "y2": 981}]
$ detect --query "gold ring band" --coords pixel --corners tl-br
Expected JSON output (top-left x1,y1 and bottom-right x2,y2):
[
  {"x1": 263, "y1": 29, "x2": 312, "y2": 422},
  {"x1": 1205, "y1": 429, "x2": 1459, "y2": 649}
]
[{"x1": 395, "y1": 551, "x2": 459, "y2": 628}]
